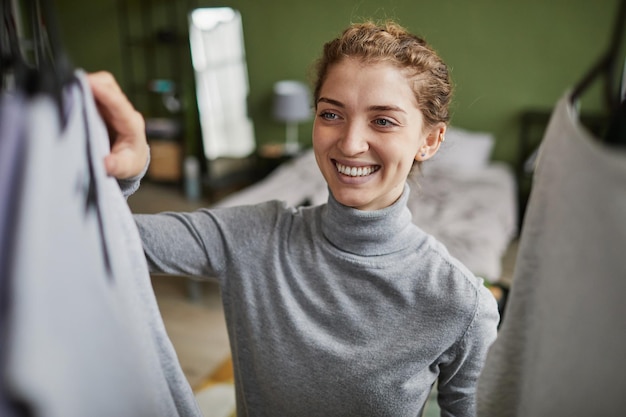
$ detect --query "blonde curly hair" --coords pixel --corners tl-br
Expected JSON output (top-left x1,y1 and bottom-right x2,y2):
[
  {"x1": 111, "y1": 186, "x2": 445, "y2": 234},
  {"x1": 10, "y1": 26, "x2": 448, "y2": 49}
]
[{"x1": 312, "y1": 21, "x2": 452, "y2": 130}]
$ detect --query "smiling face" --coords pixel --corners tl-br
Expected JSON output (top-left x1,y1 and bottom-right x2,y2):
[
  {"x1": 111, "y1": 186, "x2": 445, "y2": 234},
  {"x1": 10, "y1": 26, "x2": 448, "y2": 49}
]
[{"x1": 313, "y1": 58, "x2": 443, "y2": 211}]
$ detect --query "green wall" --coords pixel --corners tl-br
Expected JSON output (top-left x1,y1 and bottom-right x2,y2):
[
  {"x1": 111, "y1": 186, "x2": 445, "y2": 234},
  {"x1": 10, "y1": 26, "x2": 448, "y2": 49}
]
[{"x1": 56, "y1": 0, "x2": 617, "y2": 165}]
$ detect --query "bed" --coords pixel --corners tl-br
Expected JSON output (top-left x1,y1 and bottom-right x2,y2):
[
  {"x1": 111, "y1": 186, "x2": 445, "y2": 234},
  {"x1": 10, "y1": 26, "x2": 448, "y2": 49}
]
[{"x1": 213, "y1": 126, "x2": 518, "y2": 283}]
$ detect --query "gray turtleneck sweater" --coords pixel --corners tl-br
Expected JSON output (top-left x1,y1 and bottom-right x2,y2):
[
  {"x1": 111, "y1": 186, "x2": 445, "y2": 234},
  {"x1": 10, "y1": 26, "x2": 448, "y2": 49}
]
[{"x1": 134, "y1": 186, "x2": 498, "y2": 417}]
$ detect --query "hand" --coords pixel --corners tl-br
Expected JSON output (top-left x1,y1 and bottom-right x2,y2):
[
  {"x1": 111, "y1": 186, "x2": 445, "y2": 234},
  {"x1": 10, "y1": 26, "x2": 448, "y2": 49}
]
[{"x1": 87, "y1": 71, "x2": 149, "y2": 179}]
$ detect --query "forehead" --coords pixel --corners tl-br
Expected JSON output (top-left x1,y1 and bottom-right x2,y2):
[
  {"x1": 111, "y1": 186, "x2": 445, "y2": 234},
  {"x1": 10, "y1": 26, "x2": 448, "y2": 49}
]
[{"x1": 319, "y1": 58, "x2": 418, "y2": 108}]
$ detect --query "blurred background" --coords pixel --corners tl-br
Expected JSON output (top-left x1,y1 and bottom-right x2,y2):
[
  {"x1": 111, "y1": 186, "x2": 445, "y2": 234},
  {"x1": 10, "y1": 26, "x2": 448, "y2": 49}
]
[{"x1": 55, "y1": 0, "x2": 616, "y2": 182}]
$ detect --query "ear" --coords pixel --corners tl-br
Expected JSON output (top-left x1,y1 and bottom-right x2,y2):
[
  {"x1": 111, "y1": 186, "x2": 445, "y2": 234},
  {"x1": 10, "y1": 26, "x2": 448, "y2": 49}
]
[{"x1": 415, "y1": 123, "x2": 446, "y2": 162}]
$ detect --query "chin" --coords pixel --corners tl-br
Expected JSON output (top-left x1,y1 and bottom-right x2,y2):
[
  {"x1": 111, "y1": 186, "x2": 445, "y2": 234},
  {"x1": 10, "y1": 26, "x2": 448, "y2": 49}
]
[{"x1": 330, "y1": 188, "x2": 375, "y2": 210}]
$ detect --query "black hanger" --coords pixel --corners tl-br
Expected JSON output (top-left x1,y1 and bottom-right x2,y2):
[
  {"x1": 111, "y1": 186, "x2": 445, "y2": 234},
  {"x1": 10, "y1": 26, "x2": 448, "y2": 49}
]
[
  {"x1": 603, "y1": 57, "x2": 626, "y2": 146},
  {"x1": 31, "y1": 0, "x2": 75, "y2": 121},
  {"x1": 1, "y1": 0, "x2": 6, "y2": 77},
  {"x1": 37, "y1": 0, "x2": 75, "y2": 87},
  {"x1": 2, "y1": 0, "x2": 74, "y2": 100},
  {"x1": 2, "y1": 0, "x2": 37, "y2": 91},
  {"x1": 570, "y1": 0, "x2": 626, "y2": 146}
]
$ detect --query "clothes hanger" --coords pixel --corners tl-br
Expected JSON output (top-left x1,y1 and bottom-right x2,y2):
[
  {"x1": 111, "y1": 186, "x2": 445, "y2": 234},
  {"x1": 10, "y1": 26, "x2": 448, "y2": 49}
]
[
  {"x1": 1, "y1": 0, "x2": 7, "y2": 79},
  {"x1": 27, "y1": 0, "x2": 75, "y2": 122},
  {"x1": 570, "y1": 0, "x2": 626, "y2": 146},
  {"x1": 1, "y1": 0, "x2": 36, "y2": 92},
  {"x1": 36, "y1": 0, "x2": 74, "y2": 87},
  {"x1": 1, "y1": 0, "x2": 72, "y2": 98},
  {"x1": 603, "y1": 57, "x2": 626, "y2": 146}
]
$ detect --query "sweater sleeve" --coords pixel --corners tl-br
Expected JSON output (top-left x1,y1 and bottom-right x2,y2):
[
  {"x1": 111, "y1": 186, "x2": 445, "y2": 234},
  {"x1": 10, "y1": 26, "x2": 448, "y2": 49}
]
[
  {"x1": 133, "y1": 210, "x2": 226, "y2": 279},
  {"x1": 133, "y1": 202, "x2": 284, "y2": 281},
  {"x1": 436, "y1": 283, "x2": 499, "y2": 417}
]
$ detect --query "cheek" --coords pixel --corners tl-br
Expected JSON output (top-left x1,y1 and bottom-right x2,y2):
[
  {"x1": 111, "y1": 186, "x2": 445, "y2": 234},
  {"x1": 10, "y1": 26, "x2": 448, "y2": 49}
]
[
  {"x1": 311, "y1": 129, "x2": 322, "y2": 153},
  {"x1": 312, "y1": 125, "x2": 328, "y2": 165},
  {"x1": 405, "y1": 134, "x2": 428, "y2": 162},
  {"x1": 312, "y1": 123, "x2": 332, "y2": 151},
  {"x1": 311, "y1": 119, "x2": 321, "y2": 143},
  {"x1": 384, "y1": 140, "x2": 419, "y2": 164},
  {"x1": 381, "y1": 139, "x2": 421, "y2": 176},
  {"x1": 398, "y1": 154, "x2": 417, "y2": 175}
]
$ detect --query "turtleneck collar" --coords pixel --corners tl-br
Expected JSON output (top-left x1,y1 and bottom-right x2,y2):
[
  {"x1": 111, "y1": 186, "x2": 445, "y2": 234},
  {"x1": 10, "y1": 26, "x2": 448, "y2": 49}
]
[{"x1": 320, "y1": 184, "x2": 420, "y2": 256}]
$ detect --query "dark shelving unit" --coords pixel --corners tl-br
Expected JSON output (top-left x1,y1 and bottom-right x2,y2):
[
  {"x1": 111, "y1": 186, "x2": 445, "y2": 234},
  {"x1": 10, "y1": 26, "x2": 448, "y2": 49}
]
[{"x1": 116, "y1": 0, "x2": 199, "y2": 183}]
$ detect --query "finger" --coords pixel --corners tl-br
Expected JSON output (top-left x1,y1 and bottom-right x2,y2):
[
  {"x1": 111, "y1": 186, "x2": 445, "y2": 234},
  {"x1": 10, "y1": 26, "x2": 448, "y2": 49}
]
[
  {"x1": 88, "y1": 71, "x2": 149, "y2": 179},
  {"x1": 103, "y1": 154, "x2": 118, "y2": 176},
  {"x1": 87, "y1": 72, "x2": 145, "y2": 139},
  {"x1": 104, "y1": 147, "x2": 148, "y2": 179}
]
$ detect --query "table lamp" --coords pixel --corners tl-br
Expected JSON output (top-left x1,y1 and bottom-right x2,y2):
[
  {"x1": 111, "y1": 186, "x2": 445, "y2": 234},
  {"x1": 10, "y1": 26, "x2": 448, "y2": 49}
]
[{"x1": 272, "y1": 80, "x2": 311, "y2": 154}]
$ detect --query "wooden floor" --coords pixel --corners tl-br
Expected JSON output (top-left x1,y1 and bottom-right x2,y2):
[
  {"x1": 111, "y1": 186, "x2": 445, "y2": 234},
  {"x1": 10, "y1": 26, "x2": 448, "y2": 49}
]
[{"x1": 151, "y1": 276, "x2": 231, "y2": 389}]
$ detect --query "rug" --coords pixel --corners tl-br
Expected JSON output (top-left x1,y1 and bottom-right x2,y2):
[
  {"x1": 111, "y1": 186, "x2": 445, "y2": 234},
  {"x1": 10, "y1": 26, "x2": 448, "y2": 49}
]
[{"x1": 194, "y1": 357, "x2": 236, "y2": 417}]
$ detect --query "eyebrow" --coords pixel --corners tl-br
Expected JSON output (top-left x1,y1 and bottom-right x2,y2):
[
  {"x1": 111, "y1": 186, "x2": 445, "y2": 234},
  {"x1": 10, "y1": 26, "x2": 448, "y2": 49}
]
[{"x1": 317, "y1": 97, "x2": 407, "y2": 114}]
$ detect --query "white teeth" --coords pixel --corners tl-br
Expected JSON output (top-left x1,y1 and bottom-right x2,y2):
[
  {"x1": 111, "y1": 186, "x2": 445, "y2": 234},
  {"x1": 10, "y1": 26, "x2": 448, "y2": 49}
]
[{"x1": 335, "y1": 162, "x2": 379, "y2": 177}]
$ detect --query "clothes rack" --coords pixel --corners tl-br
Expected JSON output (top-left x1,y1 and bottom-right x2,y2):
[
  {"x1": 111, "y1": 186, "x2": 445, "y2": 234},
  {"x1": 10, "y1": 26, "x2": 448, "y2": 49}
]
[{"x1": 570, "y1": 0, "x2": 626, "y2": 146}]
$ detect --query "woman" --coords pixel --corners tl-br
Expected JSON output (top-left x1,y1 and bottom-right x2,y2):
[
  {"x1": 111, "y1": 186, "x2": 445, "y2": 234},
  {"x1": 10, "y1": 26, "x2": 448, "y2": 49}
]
[{"x1": 90, "y1": 21, "x2": 498, "y2": 417}]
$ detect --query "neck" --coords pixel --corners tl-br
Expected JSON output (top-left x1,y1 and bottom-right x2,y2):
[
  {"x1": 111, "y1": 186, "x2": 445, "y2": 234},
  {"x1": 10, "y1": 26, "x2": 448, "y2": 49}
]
[{"x1": 321, "y1": 185, "x2": 419, "y2": 256}]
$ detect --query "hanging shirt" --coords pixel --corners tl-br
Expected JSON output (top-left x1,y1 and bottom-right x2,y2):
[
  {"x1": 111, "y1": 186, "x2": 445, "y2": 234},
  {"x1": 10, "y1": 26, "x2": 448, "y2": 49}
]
[
  {"x1": 0, "y1": 93, "x2": 26, "y2": 277},
  {"x1": 3, "y1": 71, "x2": 202, "y2": 417},
  {"x1": 477, "y1": 92, "x2": 626, "y2": 416},
  {"x1": 0, "y1": 93, "x2": 28, "y2": 417}
]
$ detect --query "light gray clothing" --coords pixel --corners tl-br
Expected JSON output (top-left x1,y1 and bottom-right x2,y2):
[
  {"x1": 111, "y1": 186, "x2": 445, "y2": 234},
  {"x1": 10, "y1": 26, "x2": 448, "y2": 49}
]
[
  {"x1": 4, "y1": 71, "x2": 201, "y2": 417},
  {"x1": 0, "y1": 93, "x2": 27, "y2": 417},
  {"x1": 0, "y1": 93, "x2": 25, "y2": 277},
  {"x1": 477, "y1": 92, "x2": 626, "y2": 416},
  {"x1": 134, "y1": 185, "x2": 499, "y2": 416}
]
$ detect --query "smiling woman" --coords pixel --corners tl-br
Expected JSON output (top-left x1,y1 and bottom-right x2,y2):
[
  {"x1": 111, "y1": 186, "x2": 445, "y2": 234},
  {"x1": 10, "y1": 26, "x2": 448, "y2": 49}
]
[
  {"x1": 310, "y1": 22, "x2": 450, "y2": 211},
  {"x1": 90, "y1": 20, "x2": 499, "y2": 417},
  {"x1": 313, "y1": 57, "x2": 444, "y2": 211}
]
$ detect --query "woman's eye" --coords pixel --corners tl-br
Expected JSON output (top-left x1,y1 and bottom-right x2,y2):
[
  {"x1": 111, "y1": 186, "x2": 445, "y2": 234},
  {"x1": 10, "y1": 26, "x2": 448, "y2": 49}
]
[
  {"x1": 319, "y1": 111, "x2": 338, "y2": 121},
  {"x1": 374, "y1": 118, "x2": 395, "y2": 127}
]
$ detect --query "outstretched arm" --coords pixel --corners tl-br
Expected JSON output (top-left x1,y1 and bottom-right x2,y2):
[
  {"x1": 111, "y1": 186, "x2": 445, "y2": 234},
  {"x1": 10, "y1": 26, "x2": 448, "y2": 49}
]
[{"x1": 87, "y1": 71, "x2": 149, "y2": 180}]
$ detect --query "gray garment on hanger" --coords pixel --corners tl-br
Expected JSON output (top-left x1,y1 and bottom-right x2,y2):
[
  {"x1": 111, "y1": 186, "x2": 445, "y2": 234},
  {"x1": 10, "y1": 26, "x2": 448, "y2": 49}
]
[
  {"x1": 0, "y1": 94, "x2": 25, "y2": 275},
  {"x1": 477, "y1": 92, "x2": 626, "y2": 416},
  {"x1": 0, "y1": 94, "x2": 27, "y2": 417},
  {"x1": 3, "y1": 72, "x2": 201, "y2": 417}
]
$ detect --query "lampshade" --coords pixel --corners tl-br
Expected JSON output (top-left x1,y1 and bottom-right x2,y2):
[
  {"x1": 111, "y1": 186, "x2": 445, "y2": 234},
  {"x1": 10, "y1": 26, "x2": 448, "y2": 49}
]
[{"x1": 272, "y1": 80, "x2": 312, "y2": 122}]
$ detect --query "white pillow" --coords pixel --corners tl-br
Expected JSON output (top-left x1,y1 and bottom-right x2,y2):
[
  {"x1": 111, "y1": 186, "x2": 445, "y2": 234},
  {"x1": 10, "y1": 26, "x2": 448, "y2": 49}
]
[{"x1": 422, "y1": 126, "x2": 495, "y2": 174}]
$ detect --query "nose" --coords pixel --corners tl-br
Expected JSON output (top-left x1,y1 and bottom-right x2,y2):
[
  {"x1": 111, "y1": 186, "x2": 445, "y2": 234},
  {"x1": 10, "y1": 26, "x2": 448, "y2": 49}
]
[{"x1": 338, "y1": 121, "x2": 369, "y2": 156}]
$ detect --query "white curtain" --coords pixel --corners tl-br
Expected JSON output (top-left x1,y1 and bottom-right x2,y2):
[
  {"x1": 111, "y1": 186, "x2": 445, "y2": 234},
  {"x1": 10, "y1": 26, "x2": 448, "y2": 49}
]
[{"x1": 189, "y1": 8, "x2": 255, "y2": 160}]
